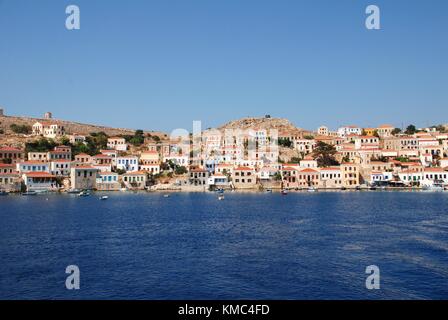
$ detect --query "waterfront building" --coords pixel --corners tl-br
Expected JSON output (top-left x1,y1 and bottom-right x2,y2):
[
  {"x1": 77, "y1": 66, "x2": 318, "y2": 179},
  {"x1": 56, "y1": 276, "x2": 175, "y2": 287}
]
[
  {"x1": 319, "y1": 167, "x2": 343, "y2": 188},
  {"x1": 232, "y1": 166, "x2": 257, "y2": 189},
  {"x1": 96, "y1": 172, "x2": 120, "y2": 191},
  {"x1": 189, "y1": 168, "x2": 210, "y2": 186},
  {"x1": 70, "y1": 166, "x2": 99, "y2": 190},
  {"x1": 207, "y1": 173, "x2": 229, "y2": 188},
  {"x1": 22, "y1": 172, "x2": 58, "y2": 192},
  {"x1": 0, "y1": 164, "x2": 20, "y2": 192},
  {"x1": 297, "y1": 168, "x2": 320, "y2": 188},
  {"x1": 121, "y1": 171, "x2": 147, "y2": 190},
  {"x1": 281, "y1": 166, "x2": 299, "y2": 189},
  {"x1": 341, "y1": 163, "x2": 361, "y2": 187}
]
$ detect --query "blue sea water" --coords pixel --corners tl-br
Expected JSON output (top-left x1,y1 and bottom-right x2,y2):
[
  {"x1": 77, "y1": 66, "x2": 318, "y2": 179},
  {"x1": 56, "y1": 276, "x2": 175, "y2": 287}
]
[{"x1": 0, "y1": 191, "x2": 448, "y2": 300}]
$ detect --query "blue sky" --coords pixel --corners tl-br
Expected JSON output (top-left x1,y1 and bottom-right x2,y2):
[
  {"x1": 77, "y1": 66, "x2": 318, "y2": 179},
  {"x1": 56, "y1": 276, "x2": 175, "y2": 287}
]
[{"x1": 0, "y1": 0, "x2": 447, "y2": 132}]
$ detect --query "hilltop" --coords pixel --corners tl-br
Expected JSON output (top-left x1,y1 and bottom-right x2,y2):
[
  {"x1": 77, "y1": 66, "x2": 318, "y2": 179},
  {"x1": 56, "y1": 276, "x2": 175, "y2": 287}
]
[{"x1": 218, "y1": 116, "x2": 305, "y2": 133}]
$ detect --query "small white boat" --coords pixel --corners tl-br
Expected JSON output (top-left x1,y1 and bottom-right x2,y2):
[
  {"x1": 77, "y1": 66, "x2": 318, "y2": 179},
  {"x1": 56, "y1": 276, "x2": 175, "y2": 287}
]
[
  {"x1": 67, "y1": 189, "x2": 81, "y2": 194},
  {"x1": 281, "y1": 189, "x2": 288, "y2": 195},
  {"x1": 99, "y1": 196, "x2": 108, "y2": 200},
  {"x1": 22, "y1": 191, "x2": 37, "y2": 196},
  {"x1": 307, "y1": 187, "x2": 317, "y2": 192},
  {"x1": 265, "y1": 189, "x2": 272, "y2": 193},
  {"x1": 218, "y1": 195, "x2": 225, "y2": 200},
  {"x1": 163, "y1": 194, "x2": 170, "y2": 198},
  {"x1": 78, "y1": 191, "x2": 90, "y2": 197}
]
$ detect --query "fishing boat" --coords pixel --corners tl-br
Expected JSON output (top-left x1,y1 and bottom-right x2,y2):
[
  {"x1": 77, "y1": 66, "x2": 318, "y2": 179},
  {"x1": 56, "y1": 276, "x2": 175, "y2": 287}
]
[
  {"x1": 99, "y1": 195, "x2": 108, "y2": 200},
  {"x1": 67, "y1": 189, "x2": 81, "y2": 194},
  {"x1": 218, "y1": 194, "x2": 225, "y2": 200},
  {"x1": 78, "y1": 190, "x2": 90, "y2": 197},
  {"x1": 22, "y1": 191, "x2": 37, "y2": 196},
  {"x1": 163, "y1": 194, "x2": 170, "y2": 198},
  {"x1": 265, "y1": 189, "x2": 272, "y2": 193},
  {"x1": 281, "y1": 189, "x2": 288, "y2": 195},
  {"x1": 307, "y1": 187, "x2": 316, "y2": 192}
]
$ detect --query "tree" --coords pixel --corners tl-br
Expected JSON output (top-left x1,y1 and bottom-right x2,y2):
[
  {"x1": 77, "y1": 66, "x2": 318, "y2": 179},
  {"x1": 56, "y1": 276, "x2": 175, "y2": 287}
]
[
  {"x1": 313, "y1": 141, "x2": 339, "y2": 167},
  {"x1": 25, "y1": 137, "x2": 57, "y2": 153},
  {"x1": 10, "y1": 124, "x2": 31, "y2": 134},
  {"x1": 391, "y1": 128, "x2": 401, "y2": 135},
  {"x1": 278, "y1": 138, "x2": 292, "y2": 148},
  {"x1": 405, "y1": 125, "x2": 417, "y2": 135},
  {"x1": 175, "y1": 166, "x2": 187, "y2": 175}
]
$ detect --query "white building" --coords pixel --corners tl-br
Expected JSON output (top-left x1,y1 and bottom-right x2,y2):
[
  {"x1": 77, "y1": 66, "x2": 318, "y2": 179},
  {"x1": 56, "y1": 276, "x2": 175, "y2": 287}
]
[
  {"x1": 50, "y1": 160, "x2": 71, "y2": 176},
  {"x1": 17, "y1": 161, "x2": 50, "y2": 174},
  {"x1": 117, "y1": 156, "x2": 139, "y2": 172},
  {"x1": 32, "y1": 122, "x2": 65, "y2": 139},
  {"x1": 337, "y1": 126, "x2": 362, "y2": 137},
  {"x1": 107, "y1": 137, "x2": 128, "y2": 151}
]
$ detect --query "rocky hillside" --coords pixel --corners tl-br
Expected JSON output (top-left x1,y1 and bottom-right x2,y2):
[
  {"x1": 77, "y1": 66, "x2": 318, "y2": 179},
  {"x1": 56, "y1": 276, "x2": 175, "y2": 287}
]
[
  {"x1": 219, "y1": 116, "x2": 304, "y2": 133},
  {"x1": 0, "y1": 114, "x2": 167, "y2": 146}
]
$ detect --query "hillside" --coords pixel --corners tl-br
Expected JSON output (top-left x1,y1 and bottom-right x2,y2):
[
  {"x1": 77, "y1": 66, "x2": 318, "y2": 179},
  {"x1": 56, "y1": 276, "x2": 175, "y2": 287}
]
[
  {"x1": 219, "y1": 116, "x2": 305, "y2": 133},
  {"x1": 0, "y1": 114, "x2": 167, "y2": 146}
]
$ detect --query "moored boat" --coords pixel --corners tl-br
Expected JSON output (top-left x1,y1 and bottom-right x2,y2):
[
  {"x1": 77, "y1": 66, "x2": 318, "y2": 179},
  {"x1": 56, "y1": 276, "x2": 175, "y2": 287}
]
[
  {"x1": 22, "y1": 191, "x2": 37, "y2": 196},
  {"x1": 67, "y1": 189, "x2": 82, "y2": 194},
  {"x1": 78, "y1": 190, "x2": 90, "y2": 197}
]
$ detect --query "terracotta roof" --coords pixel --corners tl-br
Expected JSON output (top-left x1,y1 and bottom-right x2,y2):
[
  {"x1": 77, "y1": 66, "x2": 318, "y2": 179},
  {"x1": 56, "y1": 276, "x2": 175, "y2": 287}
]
[
  {"x1": 74, "y1": 166, "x2": 97, "y2": 170},
  {"x1": 234, "y1": 166, "x2": 253, "y2": 171},
  {"x1": 319, "y1": 167, "x2": 341, "y2": 171},
  {"x1": 300, "y1": 168, "x2": 318, "y2": 173},
  {"x1": 424, "y1": 167, "x2": 446, "y2": 173},
  {"x1": 0, "y1": 147, "x2": 23, "y2": 152},
  {"x1": 378, "y1": 124, "x2": 394, "y2": 128}
]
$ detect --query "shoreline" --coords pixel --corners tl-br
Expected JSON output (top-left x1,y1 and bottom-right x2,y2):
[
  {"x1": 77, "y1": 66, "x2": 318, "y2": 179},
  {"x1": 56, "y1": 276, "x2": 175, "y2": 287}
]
[{"x1": 2, "y1": 188, "x2": 446, "y2": 196}]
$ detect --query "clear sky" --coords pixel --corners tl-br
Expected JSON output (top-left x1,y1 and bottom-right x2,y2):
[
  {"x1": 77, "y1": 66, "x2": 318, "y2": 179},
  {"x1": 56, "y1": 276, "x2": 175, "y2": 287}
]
[{"x1": 0, "y1": 0, "x2": 447, "y2": 132}]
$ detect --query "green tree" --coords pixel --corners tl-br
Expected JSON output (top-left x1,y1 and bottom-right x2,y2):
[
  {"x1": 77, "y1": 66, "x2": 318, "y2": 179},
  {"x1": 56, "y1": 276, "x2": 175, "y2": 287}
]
[
  {"x1": 313, "y1": 141, "x2": 339, "y2": 167},
  {"x1": 25, "y1": 137, "x2": 57, "y2": 153},
  {"x1": 391, "y1": 128, "x2": 402, "y2": 135},
  {"x1": 278, "y1": 138, "x2": 292, "y2": 148},
  {"x1": 10, "y1": 124, "x2": 31, "y2": 134},
  {"x1": 405, "y1": 125, "x2": 417, "y2": 135},
  {"x1": 175, "y1": 166, "x2": 188, "y2": 175}
]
